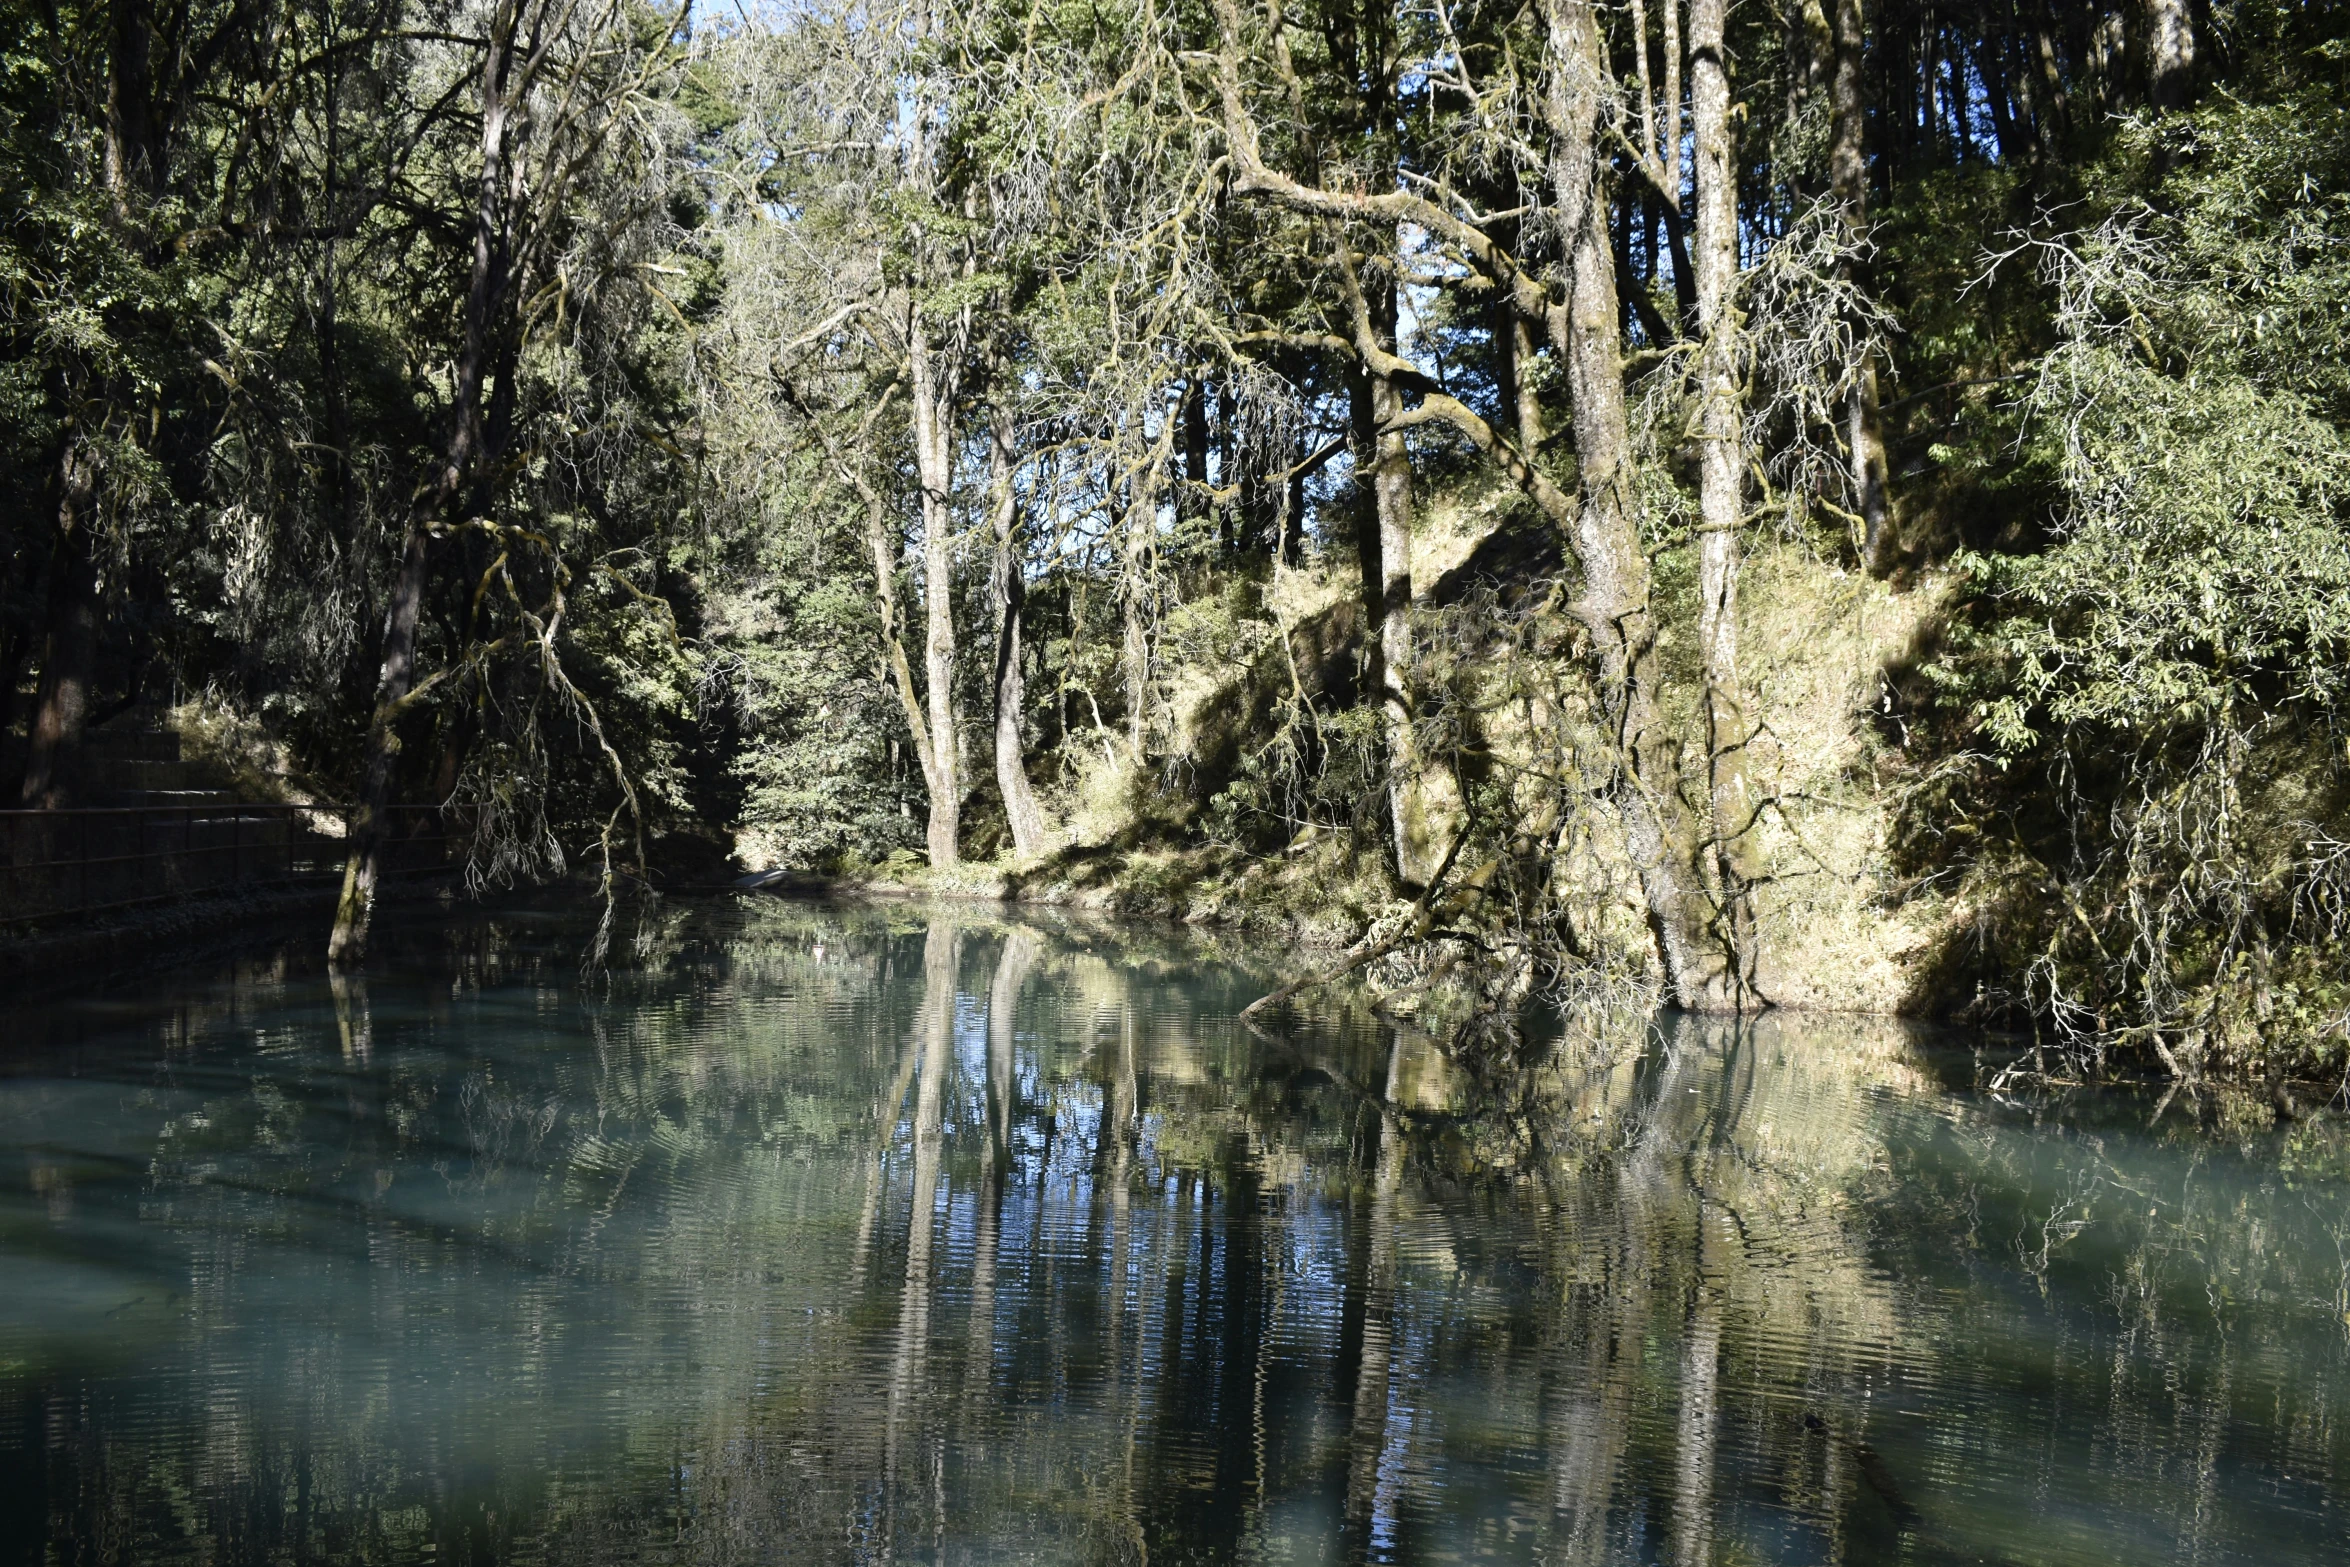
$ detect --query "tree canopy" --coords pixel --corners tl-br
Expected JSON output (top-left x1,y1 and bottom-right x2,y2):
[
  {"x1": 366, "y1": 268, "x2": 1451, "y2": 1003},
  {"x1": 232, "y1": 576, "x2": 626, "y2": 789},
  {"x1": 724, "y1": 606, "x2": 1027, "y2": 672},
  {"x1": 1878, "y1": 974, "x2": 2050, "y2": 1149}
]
[{"x1": 5, "y1": 0, "x2": 2345, "y2": 1083}]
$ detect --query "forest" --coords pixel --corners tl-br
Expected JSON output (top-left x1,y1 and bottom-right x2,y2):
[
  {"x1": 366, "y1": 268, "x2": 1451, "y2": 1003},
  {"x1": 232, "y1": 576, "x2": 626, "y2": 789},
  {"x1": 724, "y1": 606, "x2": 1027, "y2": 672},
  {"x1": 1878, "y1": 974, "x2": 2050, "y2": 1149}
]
[{"x1": 2, "y1": 0, "x2": 2345, "y2": 1087}]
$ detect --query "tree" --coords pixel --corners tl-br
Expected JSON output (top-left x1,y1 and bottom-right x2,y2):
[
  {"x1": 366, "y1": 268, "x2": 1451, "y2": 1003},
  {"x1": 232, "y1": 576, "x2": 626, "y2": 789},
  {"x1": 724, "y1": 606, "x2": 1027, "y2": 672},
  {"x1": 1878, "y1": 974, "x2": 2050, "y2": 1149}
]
[
  {"x1": 1689, "y1": 0, "x2": 1767, "y2": 1005},
  {"x1": 328, "y1": 0, "x2": 693, "y2": 962},
  {"x1": 1196, "y1": 0, "x2": 1748, "y2": 1006}
]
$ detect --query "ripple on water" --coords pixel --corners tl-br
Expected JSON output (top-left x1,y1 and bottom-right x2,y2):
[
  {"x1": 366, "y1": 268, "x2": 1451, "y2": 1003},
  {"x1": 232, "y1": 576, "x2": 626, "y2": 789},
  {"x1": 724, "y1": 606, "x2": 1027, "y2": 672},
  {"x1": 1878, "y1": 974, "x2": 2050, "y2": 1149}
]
[{"x1": 1, "y1": 899, "x2": 2346, "y2": 1565}]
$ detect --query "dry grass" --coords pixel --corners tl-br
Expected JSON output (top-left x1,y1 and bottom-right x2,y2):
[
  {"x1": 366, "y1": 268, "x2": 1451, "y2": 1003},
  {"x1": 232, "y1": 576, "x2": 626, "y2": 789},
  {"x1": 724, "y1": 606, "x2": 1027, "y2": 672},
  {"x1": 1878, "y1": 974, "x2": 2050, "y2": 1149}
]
[
  {"x1": 1739, "y1": 547, "x2": 1955, "y2": 1012},
  {"x1": 776, "y1": 531, "x2": 1974, "y2": 1020}
]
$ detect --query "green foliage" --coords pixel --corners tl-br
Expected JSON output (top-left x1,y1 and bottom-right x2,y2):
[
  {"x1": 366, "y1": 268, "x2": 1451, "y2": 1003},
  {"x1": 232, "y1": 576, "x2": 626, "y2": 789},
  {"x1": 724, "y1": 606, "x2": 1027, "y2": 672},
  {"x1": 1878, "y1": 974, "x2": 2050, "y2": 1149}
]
[
  {"x1": 6, "y1": 0, "x2": 2345, "y2": 1083},
  {"x1": 1912, "y1": 85, "x2": 2350, "y2": 1075},
  {"x1": 1970, "y1": 98, "x2": 2350, "y2": 746},
  {"x1": 720, "y1": 533, "x2": 924, "y2": 869}
]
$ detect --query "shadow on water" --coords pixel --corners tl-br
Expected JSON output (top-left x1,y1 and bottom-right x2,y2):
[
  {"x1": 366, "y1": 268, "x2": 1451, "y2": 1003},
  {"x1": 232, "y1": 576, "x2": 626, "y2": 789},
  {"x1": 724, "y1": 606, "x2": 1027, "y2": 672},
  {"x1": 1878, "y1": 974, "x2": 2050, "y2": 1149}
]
[{"x1": 1, "y1": 896, "x2": 2347, "y2": 1564}]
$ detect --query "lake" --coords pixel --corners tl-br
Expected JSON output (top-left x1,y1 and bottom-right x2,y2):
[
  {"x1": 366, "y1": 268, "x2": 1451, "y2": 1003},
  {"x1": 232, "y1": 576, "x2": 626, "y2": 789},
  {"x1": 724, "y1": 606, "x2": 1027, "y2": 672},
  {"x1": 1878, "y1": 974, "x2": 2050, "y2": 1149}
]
[{"x1": 2, "y1": 895, "x2": 2345, "y2": 1564}]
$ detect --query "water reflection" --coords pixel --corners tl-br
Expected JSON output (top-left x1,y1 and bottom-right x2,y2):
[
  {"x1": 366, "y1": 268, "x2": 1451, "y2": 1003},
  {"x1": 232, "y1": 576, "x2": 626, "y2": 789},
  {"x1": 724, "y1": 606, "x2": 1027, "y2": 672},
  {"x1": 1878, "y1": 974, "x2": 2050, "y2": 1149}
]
[{"x1": 1, "y1": 899, "x2": 2346, "y2": 1564}]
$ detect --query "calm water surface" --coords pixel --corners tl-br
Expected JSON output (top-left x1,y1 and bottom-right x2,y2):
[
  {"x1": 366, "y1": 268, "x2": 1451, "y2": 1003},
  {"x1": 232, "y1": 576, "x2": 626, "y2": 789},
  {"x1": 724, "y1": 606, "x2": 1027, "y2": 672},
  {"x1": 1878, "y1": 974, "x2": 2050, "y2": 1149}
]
[{"x1": 2, "y1": 897, "x2": 2347, "y2": 1564}]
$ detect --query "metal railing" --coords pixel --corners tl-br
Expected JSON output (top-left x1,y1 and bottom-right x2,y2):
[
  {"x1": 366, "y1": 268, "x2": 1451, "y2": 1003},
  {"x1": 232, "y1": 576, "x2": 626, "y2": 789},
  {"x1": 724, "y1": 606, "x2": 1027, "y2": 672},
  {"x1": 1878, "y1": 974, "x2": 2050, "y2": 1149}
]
[{"x1": 0, "y1": 803, "x2": 464, "y2": 925}]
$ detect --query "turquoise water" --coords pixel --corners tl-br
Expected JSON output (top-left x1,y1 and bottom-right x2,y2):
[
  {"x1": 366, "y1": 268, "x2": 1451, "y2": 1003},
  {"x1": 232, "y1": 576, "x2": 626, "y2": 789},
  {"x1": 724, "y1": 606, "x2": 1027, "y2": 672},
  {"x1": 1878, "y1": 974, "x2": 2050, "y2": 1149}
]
[{"x1": 2, "y1": 896, "x2": 2346, "y2": 1564}]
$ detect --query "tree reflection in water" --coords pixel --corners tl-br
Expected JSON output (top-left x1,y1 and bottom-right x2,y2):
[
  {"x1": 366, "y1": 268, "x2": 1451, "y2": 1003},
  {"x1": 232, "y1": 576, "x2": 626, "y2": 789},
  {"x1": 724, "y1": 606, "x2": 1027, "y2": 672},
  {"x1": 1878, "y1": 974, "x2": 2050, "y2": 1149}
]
[{"x1": 1, "y1": 898, "x2": 2346, "y2": 1565}]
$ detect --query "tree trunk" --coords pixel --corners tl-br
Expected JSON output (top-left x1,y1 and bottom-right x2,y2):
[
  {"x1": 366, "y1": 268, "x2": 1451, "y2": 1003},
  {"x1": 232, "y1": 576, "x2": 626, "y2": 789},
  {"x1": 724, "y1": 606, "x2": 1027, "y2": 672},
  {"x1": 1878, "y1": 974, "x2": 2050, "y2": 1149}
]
[
  {"x1": 1337, "y1": 237, "x2": 1454, "y2": 893},
  {"x1": 1691, "y1": 0, "x2": 1768, "y2": 1009},
  {"x1": 908, "y1": 307, "x2": 962, "y2": 867},
  {"x1": 1216, "y1": 385, "x2": 1250, "y2": 553},
  {"x1": 1786, "y1": 0, "x2": 1835, "y2": 192},
  {"x1": 1617, "y1": 195, "x2": 1680, "y2": 348},
  {"x1": 2088, "y1": 7, "x2": 2129, "y2": 113},
  {"x1": 2029, "y1": 0, "x2": 2071, "y2": 153},
  {"x1": 836, "y1": 375, "x2": 942, "y2": 858},
  {"x1": 1505, "y1": 301, "x2": 1547, "y2": 455},
  {"x1": 102, "y1": 0, "x2": 159, "y2": 209},
  {"x1": 862, "y1": 472, "x2": 939, "y2": 792},
  {"x1": 1831, "y1": 0, "x2": 1896, "y2": 574},
  {"x1": 1282, "y1": 455, "x2": 1307, "y2": 566},
  {"x1": 1978, "y1": 31, "x2": 2021, "y2": 162},
  {"x1": 1490, "y1": 288, "x2": 1519, "y2": 439},
  {"x1": 1348, "y1": 361, "x2": 1385, "y2": 674},
  {"x1": 1372, "y1": 359, "x2": 1457, "y2": 888},
  {"x1": 1182, "y1": 377, "x2": 1211, "y2": 527},
  {"x1": 1117, "y1": 449, "x2": 1166, "y2": 764},
  {"x1": 331, "y1": 14, "x2": 515, "y2": 965},
  {"x1": 1369, "y1": 362, "x2": 1449, "y2": 891},
  {"x1": 328, "y1": 522, "x2": 429, "y2": 965},
  {"x1": 989, "y1": 405, "x2": 1052, "y2": 860},
  {"x1": 1654, "y1": 197, "x2": 1698, "y2": 331},
  {"x1": 19, "y1": 447, "x2": 101, "y2": 809},
  {"x1": 1540, "y1": 0, "x2": 1717, "y2": 1007},
  {"x1": 2145, "y1": 0, "x2": 2194, "y2": 111}
]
